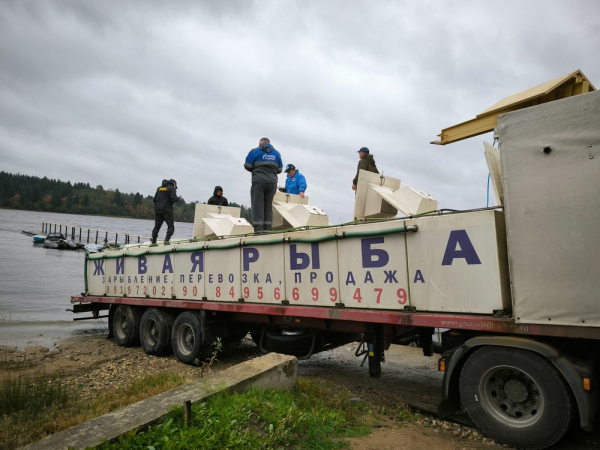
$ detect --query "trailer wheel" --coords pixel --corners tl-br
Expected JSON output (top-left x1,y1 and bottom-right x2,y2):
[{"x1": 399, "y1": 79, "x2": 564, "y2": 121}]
[
  {"x1": 140, "y1": 308, "x2": 174, "y2": 356},
  {"x1": 113, "y1": 305, "x2": 143, "y2": 347},
  {"x1": 459, "y1": 347, "x2": 574, "y2": 449},
  {"x1": 172, "y1": 312, "x2": 211, "y2": 365},
  {"x1": 265, "y1": 329, "x2": 323, "y2": 357}
]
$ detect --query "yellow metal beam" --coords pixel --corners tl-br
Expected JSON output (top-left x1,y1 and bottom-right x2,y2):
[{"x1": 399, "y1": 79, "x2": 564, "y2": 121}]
[
  {"x1": 432, "y1": 70, "x2": 595, "y2": 145},
  {"x1": 431, "y1": 115, "x2": 498, "y2": 145}
]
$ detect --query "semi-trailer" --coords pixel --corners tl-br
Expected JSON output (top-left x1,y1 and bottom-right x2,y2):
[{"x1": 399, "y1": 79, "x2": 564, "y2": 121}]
[{"x1": 71, "y1": 80, "x2": 600, "y2": 449}]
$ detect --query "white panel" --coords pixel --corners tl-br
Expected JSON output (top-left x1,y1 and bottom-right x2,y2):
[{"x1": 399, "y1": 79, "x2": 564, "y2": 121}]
[
  {"x1": 240, "y1": 235, "x2": 286, "y2": 304},
  {"x1": 204, "y1": 238, "x2": 241, "y2": 302},
  {"x1": 373, "y1": 186, "x2": 438, "y2": 216},
  {"x1": 405, "y1": 211, "x2": 510, "y2": 314},
  {"x1": 173, "y1": 243, "x2": 205, "y2": 300},
  {"x1": 354, "y1": 170, "x2": 400, "y2": 220},
  {"x1": 144, "y1": 252, "x2": 176, "y2": 299},
  {"x1": 484, "y1": 141, "x2": 504, "y2": 205},
  {"x1": 87, "y1": 256, "x2": 106, "y2": 296},
  {"x1": 283, "y1": 229, "x2": 341, "y2": 306},
  {"x1": 337, "y1": 221, "x2": 410, "y2": 309},
  {"x1": 193, "y1": 203, "x2": 243, "y2": 238},
  {"x1": 104, "y1": 256, "x2": 127, "y2": 297},
  {"x1": 125, "y1": 251, "x2": 148, "y2": 298}
]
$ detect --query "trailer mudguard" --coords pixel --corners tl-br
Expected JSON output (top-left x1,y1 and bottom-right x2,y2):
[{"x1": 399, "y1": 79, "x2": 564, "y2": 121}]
[{"x1": 437, "y1": 336, "x2": 596, "y2": 431}]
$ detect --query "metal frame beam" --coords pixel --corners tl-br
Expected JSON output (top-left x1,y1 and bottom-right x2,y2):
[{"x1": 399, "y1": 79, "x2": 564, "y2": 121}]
[{"x1": 72, "y1": 296, "x2": 600, "y2": 340}]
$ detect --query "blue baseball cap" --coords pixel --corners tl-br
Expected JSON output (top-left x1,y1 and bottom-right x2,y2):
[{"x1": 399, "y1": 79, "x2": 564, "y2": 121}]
[
  {"x1": 285, "y1": 164, "x2": 296, "y2": 173},
  {"x1": 358, "y1": 147, "x2": 369, "y2": 153}
]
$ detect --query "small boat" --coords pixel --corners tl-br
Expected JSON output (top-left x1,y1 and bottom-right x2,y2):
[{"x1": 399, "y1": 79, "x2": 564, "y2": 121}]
[
  {"x1": 84, "y1": 243, "x2": 105, "y2": 254},
  {"x1": 33, "y1": 235, "x2": 46, "y2": 243},
  {"x1": 43, "y1": 232, "x2": 79, "y2": 250}
]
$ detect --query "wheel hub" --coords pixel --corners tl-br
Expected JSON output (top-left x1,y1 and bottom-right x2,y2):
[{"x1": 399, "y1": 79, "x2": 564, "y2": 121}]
[
  {"x1": 144, "y1": 319, "x2": 158, "y2": 346},
  {"x1": 116, "y1": 314, "x2": 129, "y2": 339},
  {"x1": 177, "y1": 324, "x2": 196, "y2": 356},
  {"x1": 479, "y1": 365, "x2": 544, "y2": 428},
  {"x1": 504, "y1": 379, "x2": 528, "y2": 403}
]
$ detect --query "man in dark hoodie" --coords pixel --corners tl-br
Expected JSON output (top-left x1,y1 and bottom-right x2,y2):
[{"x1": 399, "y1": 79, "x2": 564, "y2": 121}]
[
  {"x1": 207, "y1": 186, "x2": 228, "y2": 206},
  {"x1": 151, "y1": 179, "x2": 183, "y2": 245},
  {"x1": 244, "y1": 137, "x2": 283, "y2": 231},
  {"x1": 352, "y1": 147, "x2": 379, "y2": 190}
]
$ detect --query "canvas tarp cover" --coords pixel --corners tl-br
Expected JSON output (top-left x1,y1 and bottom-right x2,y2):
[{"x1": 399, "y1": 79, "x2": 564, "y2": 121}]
[{"x1": 499, "y1": 90, "x2": 600, "y2": 326}]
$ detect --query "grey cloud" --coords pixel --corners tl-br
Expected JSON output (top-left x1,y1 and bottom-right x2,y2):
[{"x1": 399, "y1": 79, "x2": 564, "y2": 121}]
[{"x1": 1, "y1": 0, "x2": 599, "y2": 223}]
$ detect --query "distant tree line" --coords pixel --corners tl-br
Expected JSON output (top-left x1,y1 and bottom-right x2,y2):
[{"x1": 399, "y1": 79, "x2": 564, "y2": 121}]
[{"x1": 0, "y1": 171, "x2": 252, "y2": 223}]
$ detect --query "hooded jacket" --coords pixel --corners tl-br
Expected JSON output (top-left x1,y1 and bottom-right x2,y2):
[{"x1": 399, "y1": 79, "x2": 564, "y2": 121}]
[
  {"x1": 285, "y1": 170, "x2": 307, "y2": 195},
  {"x1": 244, "y1": 142, "x2": 283, "y2": 184},
  {"x1": 353, "y1": 154, "x2": 379, "y2": 186},
  {"x1": 153, "y1": 179, "x2": 179, "y2": 214},
  {"x1": 208, "y1": 185, "x2": 229, "y2": 206}
]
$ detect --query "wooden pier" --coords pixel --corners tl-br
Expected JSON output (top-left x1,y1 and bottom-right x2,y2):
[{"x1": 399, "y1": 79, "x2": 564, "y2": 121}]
[{"x1": 25, "y1": 222, "x2": 152, "y2": 246}]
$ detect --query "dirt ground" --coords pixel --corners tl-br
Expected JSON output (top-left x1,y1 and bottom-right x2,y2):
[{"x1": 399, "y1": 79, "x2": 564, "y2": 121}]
[
  {"x1": 299, "y1": 343, "x2": 600, "y2": 450},
  {"x1": 0, "y1": 329, "x2": 263, "y2": 401},
  {"x1": 3, "y1": 332, "x2": 599, "y2": 449}
]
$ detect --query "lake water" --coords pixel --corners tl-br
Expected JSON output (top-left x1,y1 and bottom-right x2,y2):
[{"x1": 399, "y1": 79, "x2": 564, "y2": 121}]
[{"x1": 0, "y1": 209, "x2": 193, "y2": 348}]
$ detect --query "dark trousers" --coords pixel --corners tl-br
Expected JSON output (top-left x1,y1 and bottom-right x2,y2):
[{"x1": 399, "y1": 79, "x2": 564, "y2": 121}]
[
  {"x1": 250, "y1": 182, "x2": 277, "y2": 231},
  {"x1": 152, "y1": 212, "x2": 174, "y2": 241}
]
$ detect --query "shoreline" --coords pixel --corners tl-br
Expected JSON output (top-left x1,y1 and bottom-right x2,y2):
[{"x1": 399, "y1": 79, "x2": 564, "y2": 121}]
[{"x1": 0, "y1": 320, "x2": 107, "y2": 350}]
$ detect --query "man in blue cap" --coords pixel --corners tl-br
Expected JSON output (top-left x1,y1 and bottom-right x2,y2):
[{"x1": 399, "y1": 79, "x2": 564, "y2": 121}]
[
  {"x1": 352, "y1": 147, "x2": 379, "y2": 190},
  {"x1": 244, "y1": 137, "x2": 283, "y2": 231},
  {"x1": 284, "y1": 164, "x2": 307, "y2": 198}
]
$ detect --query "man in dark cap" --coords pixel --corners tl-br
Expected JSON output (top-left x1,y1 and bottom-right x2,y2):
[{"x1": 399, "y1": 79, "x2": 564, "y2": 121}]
[
  {"x1": 207, "y1": 186, "x2": 229, "y2": 206},
  {"x1": 284, "y1": 164, "x2": 307, "y2": 198},
  {"x1": 244, "y1": 137, "x2": 283, "y2": 231},
  {"x1": 151, "y1": 179, "x2": 183, "y2": 245},
  {"x1": 352, "y1": 147, "x2": 379, "y2": 190}
]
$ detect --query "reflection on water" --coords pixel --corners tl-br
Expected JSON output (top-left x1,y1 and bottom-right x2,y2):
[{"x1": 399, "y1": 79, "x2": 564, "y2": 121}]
[{"x1": 0, "y1": 209, "x2": 193, "y2": 346}]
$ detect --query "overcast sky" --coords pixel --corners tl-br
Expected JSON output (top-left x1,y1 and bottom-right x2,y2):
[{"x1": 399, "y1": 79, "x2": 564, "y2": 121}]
[{"x1": 1, "y1": 0, "x2": 599, "y2": 223}]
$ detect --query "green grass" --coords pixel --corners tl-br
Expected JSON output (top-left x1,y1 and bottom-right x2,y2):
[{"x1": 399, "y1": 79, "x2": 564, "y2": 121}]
[
  {"x1": 0, "y1": 345, "x2": 39, "y2": 371},
  {"x1": 96, "y1": 378, "x2": 373, "y2": 450},
  {"x1": 0, "y1": 346, "x2": 71, "y2": 418},
  {"x1": 0, "y1": 369, "x2": 189, "y2": 450},
  {"x1": 0, "y1": 371, "x2": 71, "y2": 417},
  {"x1": 0, "y1": 352, "x2": 73, "y2": 450}
]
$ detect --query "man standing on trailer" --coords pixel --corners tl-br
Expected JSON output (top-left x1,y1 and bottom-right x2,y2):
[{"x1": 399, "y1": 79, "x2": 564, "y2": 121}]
[
  {"x1": 244, "y1": 137, "x2": 283, "y2": 231},
  {"x1": 207, "y1": 186, "x2": 229, "y2": 206},
  {"x1": 151, "y1": 179, "x2": 182, "y2": 245},
  {"x1": 284, "y1": 164, "x2": 307, "y2": 198},
  {"x1": 352, "y1": 147, "x2": 379, "y2": 190}
]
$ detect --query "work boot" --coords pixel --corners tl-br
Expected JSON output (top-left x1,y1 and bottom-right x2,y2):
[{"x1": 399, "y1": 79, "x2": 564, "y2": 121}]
[
  {"x1": 164, "y1": 240, "x2": 171, "y2": 245},
  {"x1": 150, "y1": 238, "x2": 158, "y2": 247}
]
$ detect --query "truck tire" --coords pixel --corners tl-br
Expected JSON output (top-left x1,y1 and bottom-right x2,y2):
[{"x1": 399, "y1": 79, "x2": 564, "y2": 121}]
[
  {"x1": 140, "y1": 308, "x2": 174, "y2": 356},
  {"x1": 265, "y1": 329, "x2": 322, "y2": 357},
  {"x1": 113, "y1": 305, "x2": 143, "y2": 347},
  {"x1": 459, "y1": 347, "x2": 574, "y2": 449},
  {"x1": 172, "y1": 312, "x2": 210, "y2": 365}
]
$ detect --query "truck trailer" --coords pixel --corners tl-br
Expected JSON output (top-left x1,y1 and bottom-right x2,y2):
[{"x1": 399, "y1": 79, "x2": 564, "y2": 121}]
[{"x1": 71, "y1": 82, "x2": 600, "y2": 449}]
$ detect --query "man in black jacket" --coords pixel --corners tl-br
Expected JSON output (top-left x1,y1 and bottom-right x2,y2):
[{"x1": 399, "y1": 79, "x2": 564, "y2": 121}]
[
  {"x1": 151, "y1": 179, "x2": 182, "y2": 245},
  {"x1": 207, "y1": 186, "x2": 228, "y2": 206}
]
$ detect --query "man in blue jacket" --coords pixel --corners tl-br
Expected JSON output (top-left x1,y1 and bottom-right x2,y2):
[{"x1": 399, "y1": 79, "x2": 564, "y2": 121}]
[
  {"x1": 244, "y1": 137, "x2": 283, "y2": 231},
  {"x1": 284, "y1": 164, "x2": 307, "y2": 198}
]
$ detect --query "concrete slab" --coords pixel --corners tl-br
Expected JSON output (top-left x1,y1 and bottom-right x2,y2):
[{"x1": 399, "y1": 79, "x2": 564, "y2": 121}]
[{"x1": 21, "y1": 353, "x2": 297, "y2": 450}]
